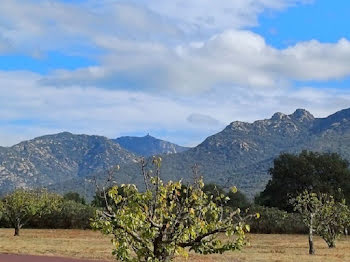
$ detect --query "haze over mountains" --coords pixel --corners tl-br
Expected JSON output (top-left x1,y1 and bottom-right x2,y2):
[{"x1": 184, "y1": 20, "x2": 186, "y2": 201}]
[{"x1": 1, "y1": 108, "x2": 350, "y2": 199}]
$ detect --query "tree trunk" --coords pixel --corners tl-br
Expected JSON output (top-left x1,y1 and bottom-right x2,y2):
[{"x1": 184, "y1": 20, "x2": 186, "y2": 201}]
[
  {"x1": 14, "y1": 225, "x2": 20, "y2": 236},
  {"x1": 154, "y1": 248, "x2": 172, "y2": 262},
  {"x1": 308, "y1": 214, "x2": 315, "y2": 255},
  {"x1": 327, "y1": 240, "x2": 336, "y2": 248},
  {"x1": 308, "y1": 233, "x2": 315, "y2": 255}
]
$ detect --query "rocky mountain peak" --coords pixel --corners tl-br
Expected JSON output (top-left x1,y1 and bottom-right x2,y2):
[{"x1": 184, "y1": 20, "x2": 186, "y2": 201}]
[
  {"x1": 114, "y1": 135, "x2": 189, "y2": 157},
  {"x1": 271, "y1": 112, "x2": 289, "y2": 121},
  {"x1": 290, "y1": 109, "x2": 314, "y2": 122},
  {"x1": 229, "y1": 121, "x2": 249, "y2": 130}
]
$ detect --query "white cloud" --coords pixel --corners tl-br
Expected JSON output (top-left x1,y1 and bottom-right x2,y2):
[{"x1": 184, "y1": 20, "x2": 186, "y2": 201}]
[
  {"x1": 41, "y1": 31, "x2": 350, "y2": 93},
  {"x1": 144, "y1": 0, "x2": 313, "y2": 33},
  {"x1": 187, "y1": 113, "x2": 222, "y2": 127},
  {"x1": 0, "y1": 71, "x2": 350, "y2": 147},
  {"x1": 280, "y1": 39, "x2": 350, "y2": 80},
  {"x1": 0, "y1": 0, "x2": 313, "y2": 56},
  {"x1": 2, "y1": 0, "x2": 339, "y2": 94},
  {"x1": 0, "y1": 0, "x2": 181, "y2": 56},
  {"x1": 1, "y1": 0, "x2": 350, "y2": 149}
]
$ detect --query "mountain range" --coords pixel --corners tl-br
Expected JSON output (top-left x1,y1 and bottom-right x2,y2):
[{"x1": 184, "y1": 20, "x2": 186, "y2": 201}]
[
  {"x1": 1, "y1": 108, "x2": 350, "y2": 199},
  {"x1": 154, "y1": 108, "x2": 350, "y2": 198},
  {"x1": 0, "y1": 132, "x2": 138, "y2": 195},
  {"x1": 114, "y1": 134, "x2": 188, "y2": 157}
]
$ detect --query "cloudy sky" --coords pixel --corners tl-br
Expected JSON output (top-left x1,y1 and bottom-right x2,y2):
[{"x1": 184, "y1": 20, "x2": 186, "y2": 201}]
[{"x1": 1, "y1": 0, "x2": 350, "y2": 147}]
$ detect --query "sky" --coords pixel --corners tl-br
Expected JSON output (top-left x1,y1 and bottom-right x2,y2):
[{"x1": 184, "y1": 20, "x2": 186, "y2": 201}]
[{"x1": 1, "y1": 0, "x2": 350, "y2": 147}]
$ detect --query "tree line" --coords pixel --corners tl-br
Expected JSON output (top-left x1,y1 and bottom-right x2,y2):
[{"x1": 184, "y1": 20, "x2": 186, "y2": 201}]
[
  {"x1": 0, "y1": 150, "x2": 350, "y2": 260},
  {"x1": 0, "y1": 190, "x2": 95, "y2": 236}
]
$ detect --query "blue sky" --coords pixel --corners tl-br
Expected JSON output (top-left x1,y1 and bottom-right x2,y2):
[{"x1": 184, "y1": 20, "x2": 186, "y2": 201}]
[
  {"x1": 0, "y1": 0, "x2": 350, "y2": 147},
  {"x1": 254, "y1": 0, "x2": 350, "y2": 48}
]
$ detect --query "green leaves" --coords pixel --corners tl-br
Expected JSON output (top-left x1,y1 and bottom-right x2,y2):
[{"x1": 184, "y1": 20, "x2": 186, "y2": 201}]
[
  {"x1": 231, "y1": 186, "x2": 238, "y2": 194},
  {"x1": 92, "y1": 161, "x2": 252, "y2": 261},
  {"x1": 1, "y1": 189, "x2": 62, "y2": 236},
  {"x1": 292, "y1": 191, "x2": 350, "y2": 250},
  {"x1": 257, "y1": 151, "x2": 350, "y2": 211}
]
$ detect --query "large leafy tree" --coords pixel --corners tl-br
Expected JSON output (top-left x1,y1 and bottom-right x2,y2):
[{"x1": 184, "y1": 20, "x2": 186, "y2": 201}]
[
  {"x1": 256, "y1": 151, "x2": 350, "y2": 211},
  {"x1": 92, "y1": 157, "x2": 258, "y2": 262},
  {"x1": 1, "y1": 189, "x2": 62, "y2": 236}
]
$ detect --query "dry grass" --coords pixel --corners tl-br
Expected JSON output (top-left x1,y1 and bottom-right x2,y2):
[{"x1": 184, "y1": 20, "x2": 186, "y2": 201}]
[
  {"x1": 0, "y1": 229, "x2": 349, "y2": 261},
  {"x1": 179, "y1": 234, "x2": 350, "y2": 262},
  {"x1": 0, "y1": 229, "x2": 113, "y2": 261}
]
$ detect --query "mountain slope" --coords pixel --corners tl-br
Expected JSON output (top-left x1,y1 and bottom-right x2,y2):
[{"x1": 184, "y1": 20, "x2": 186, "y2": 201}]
[
  {"x1": 147, "y1": 108, "x2": 350, "y2": 198},
  {"x1": 3, "y1": 108, "x2": 350, "y2": 200},
  {"x1": 114, "y1": 134, "x2": 189, "y2": 157},
  {"x1": 0, "y1": 132, "x2": 137, "y2": 194}
]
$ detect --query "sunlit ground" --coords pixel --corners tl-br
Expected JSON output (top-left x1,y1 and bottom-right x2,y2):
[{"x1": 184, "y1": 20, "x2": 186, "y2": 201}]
[{"x1": 0, "y1": 229, "x2": 349, "y2": 262}]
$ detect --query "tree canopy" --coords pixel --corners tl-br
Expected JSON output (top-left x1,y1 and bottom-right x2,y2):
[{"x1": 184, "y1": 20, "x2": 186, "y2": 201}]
[
  {"x1": 291, "y1": 191, "x2": 349, "y2": 253},
  {"x1": 256, "y1": 151, "x2": 350, "y2": 211},
  {"x1": 92, "y1": 157, "x2": 258, "y2": 262},
  {"x1": 1, "y1": 189, "x2": 61, "y2": 236}
]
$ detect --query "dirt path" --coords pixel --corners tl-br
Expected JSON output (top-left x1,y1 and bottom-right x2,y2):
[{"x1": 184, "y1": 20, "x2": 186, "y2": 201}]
[{"x1": 0, "y1": 254, "x2": 107, "y2": 262}]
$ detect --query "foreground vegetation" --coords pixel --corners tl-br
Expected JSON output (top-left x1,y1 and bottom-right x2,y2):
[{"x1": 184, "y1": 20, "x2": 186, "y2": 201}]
[
  {"x1": 92, "y1": 158, "x2": 256, "y2": 261},
  {"x1": 0, "y1": 229, "x2": 348, "y2": 262},
  {"x1": 0, "y1": 151, "x2": 349, "y2": 261}
]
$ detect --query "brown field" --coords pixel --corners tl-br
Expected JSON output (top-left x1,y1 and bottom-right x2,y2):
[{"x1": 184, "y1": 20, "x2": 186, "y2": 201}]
[{"x1": 0, "y1": 229, "x2": 349, "y2": 262}]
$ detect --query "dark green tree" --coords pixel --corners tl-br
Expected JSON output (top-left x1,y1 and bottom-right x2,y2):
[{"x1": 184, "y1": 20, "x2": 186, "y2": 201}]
[
  {"x1": 63, "y1": 192, "x2": 86, "y2": 205},
  {"x1": 203, "y1": 184, "x2": 250, "y2": 210},
  {"x1": 31, "y1": 199, "x2": 95, "y2": 229},
  {"x1": 55, "y1": 200, "x2": 95, "y2": 229},
  {"x1": 256, "y1": 151, "x2": 350, "y2": 211},
  {"x1": 249, "y1": 206, "x2": 306, "y2": 234}
]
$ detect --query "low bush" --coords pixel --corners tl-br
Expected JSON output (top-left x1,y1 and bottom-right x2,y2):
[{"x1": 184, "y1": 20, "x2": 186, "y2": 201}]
[{"x1": 249, "y1": 206, "x2": 307, "y2": 234}]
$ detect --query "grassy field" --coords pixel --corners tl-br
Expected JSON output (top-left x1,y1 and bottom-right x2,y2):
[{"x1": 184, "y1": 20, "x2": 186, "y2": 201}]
[{"x1": 0, "y1": 229, "x2": 349, "y2": 262}]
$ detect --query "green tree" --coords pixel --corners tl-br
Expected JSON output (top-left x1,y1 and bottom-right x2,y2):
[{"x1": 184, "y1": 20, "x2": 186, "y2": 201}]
[
  {"x1": 1, "y1": 189, "x2": 61, "y2": 236},
  {"x1": 291, "y1": 191, "x2": 349, "y2": 254},
  {"x1": 31, "y1": 199, "x2": 96, "y2": 229},
  {"x1": 63, "y1": 192, "x2": 86, "y2": 205},
  {"x1": 92, "y1": 157, "x2": 258, "y2": 262},
  {"x1": 257, "y1": 151, "x2": 350, "y2": 211},
  {"x1": 54, "y1": 200, "x2": 95, "y2": 229},
  {"x1": 91, "y1": 190, "x2": 107, "y2": 208},
  {"x1": 203, "y1": 183, "x2": 250, "y2": 210},
  {"x1": 291, "y1": 191, "x2": 324, "y2": 254},
  {"x1": 315, "y1": 196, "x2": 349, "y2": 248}
]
